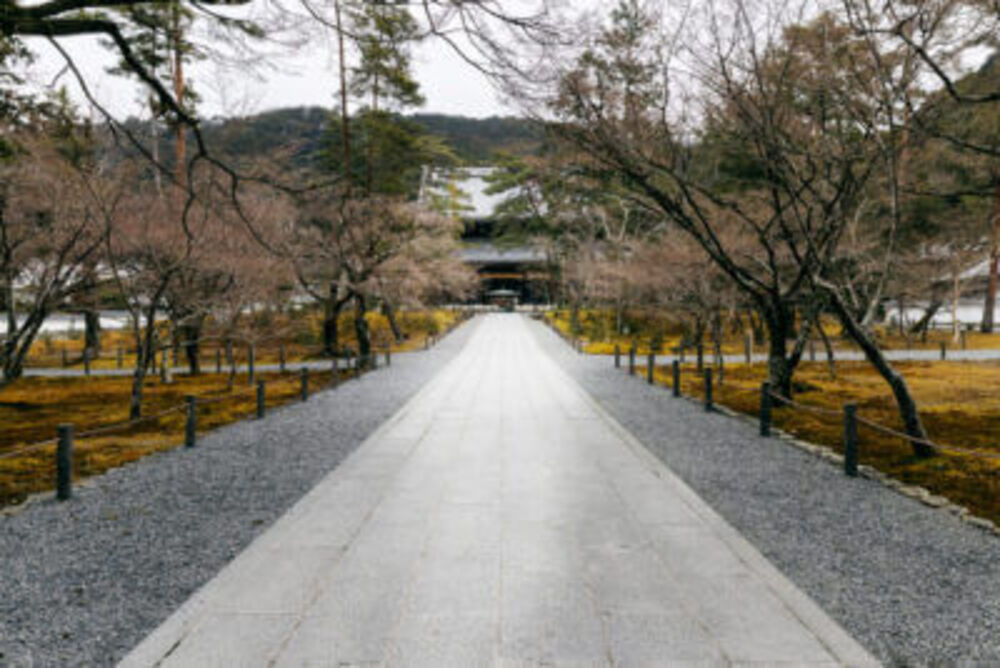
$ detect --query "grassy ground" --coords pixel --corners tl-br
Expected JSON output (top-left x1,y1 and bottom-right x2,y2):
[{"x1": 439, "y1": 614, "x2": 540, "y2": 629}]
[
  {"x1": 0, "y1": 369, "x2": 347, "y2": 508},
  {"x1": 640, "y1": 359, "x2": 1000, "y2": 527},
  {"x1": 23, "y1": 309, "x2": 462, "y2": 371}
]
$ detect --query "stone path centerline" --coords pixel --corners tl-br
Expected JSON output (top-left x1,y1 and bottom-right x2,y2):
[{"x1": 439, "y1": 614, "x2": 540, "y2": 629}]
[{"x1": 119, "y1": 314, "x2": 877, "y2": 666}]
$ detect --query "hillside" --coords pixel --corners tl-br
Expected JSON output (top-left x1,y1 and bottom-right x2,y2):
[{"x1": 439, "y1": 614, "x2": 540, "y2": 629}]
[{"x1": 196, "y1": 108, "x2": 543, "y2": 167}]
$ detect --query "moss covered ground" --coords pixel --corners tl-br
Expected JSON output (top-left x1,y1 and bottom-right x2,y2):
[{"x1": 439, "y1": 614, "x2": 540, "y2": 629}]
[
  {"x1": 0, "y1": 369, "x2": 344, "y2": 507},
  {"x1": 643, "y1": 359, "x2": 1000, "y2": 527}
]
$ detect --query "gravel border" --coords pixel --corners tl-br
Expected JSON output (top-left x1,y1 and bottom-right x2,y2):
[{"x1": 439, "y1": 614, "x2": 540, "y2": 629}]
[
  {"x1": 0, "y1": 319, "x2": 478, "y2": 667},
  {"x1": 529, "y1": 317, "x2": 1000, "y2": 666}
]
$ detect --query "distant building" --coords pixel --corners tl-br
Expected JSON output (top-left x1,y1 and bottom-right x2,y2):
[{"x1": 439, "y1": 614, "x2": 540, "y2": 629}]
[{"x1": 418, "y1": 166, "x2": 554, "y2": 305}]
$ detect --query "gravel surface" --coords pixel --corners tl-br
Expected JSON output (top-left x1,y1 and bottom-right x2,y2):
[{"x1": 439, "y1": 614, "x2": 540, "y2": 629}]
[
  {"x1": 529, "y1": 317, "x2": 1000, "y2": 666},
  {"x1": 0, "y1": 319, "x2": 478, "y2": 667}
]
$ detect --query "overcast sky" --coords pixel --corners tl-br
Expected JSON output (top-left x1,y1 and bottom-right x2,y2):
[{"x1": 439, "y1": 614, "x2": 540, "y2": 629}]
[{"x1": 24, "y1": 8, "x2": 536, "y2": 122}]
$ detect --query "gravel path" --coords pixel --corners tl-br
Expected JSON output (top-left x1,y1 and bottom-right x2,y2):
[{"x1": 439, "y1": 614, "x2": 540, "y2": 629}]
[
  {"x1": 530, "y1": 318, "x2": 1000, "y2": 666},
  {"x1": 0, "y1": 319, "x2": 478, "y2": 667}
]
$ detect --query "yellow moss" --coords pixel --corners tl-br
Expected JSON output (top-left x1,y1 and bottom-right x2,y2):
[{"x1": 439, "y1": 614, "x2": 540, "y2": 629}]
[
  {"x1": 0, "y1": 368, "x2": 341, "y2": 506},
  {"x1": 642, "y1": 358, "x2": 1000, "y2": 526}
]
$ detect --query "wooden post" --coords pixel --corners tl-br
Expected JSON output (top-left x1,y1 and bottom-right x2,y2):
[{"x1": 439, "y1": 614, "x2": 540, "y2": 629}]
[
  {"x1": 279, "y1": 343, "x2": 286, "y2": 373},
  {"x1": 939, "y1": 341, "x2": 946, "y2": 361},
  {"x1": 354, "y1": 353, "x2": 361, "y2": 379},
  {"x1": 704, "y1": 368, "x2": 713, "y2": 412},
  {"x1": 256, "y1": 380, "x2": 266, "y2": 419},
  {"x1": 843, "y1": 403, "x2": 858, "y2": 477},
  {"x1": 83, "y1": 348, "x2": 91, "y2": 377},
  {"x1": 647, "y1": 353, "x2": 655, "y2": 384},
  {"x1": 672, "y1": 360, "x2": 680, "y2": 397},
  {"x1": 960, "y1": 329, "x2": 967, "y2": 350},
  {"x1": 809, "y1": 340, "x2": 816, "y2": 362},
  {"x1": 330, "y1": 357, "x2": 339, "y2": 386},
  {"x1": 300, "y1": 367, "x2": 309, "y2": 402},
  {"x1": 185, "y1": 396, "x2": 197, "y2": 448},
  {"x1": 159, "y1": 349, "x2": 169, "y2": 383},
  {"x1": 385, "y1": 349, "x2": 391, "y2": 367},
  {"x1": 696, "y1": 343, "x2": 704, "y2": 372},
  {"x1": 628, "y1": 346, "x2": 636, "y2": 376},
  {"x1": 56, "y1": 424, "x2": 73, "y2": 501},
  {"x1": 760, "y1": 382, "x2": 772, "y2": 437},
  {"x1": 614, "y1": 344, "x2": 621, "y2": 369},
  {"x1": 744, "y1": 333, "x2": 752, "y2": 365}
]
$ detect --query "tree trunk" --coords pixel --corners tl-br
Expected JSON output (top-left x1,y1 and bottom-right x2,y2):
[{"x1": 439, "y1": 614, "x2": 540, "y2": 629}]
[
  {"x1": 952, "y1": 269, "x2": 962, "y2": 343},
  {"x1": 130, "y1": 306, "x2": 159, "y2": 420},
  {"x1": 909, "y1": 300, "x2": 942, "y2": 335},
  {"x1": 827, "y1": 289, "x2": 935, "y2": 458},
  {"x1": 815, "y1": 315, "x2": 837, "y2": 379},
  {"x1": 181, "y1": 316, "x2": 203, "y2": 375},
  {"x1": 897, "y1": 295, "x2": 906, "y2": 336},
  {"x1": 982, "y1": 251, "x2": 998, "y2": 334},
  {"x1": 323, "y1": 300, "x2": 340, "y2": 356},
  {"x1": 84, "y1": 309, "x2": 101, "y2": 358},
  {"x1": 0, "y1": 308, "x2": 46, "y2": 387},
  {"x1": 569, "y1": 300, "x2": 581, "y2": 336},
  {"x1": 353, "y1": 293, "x2": 371, "y2": 366},
  {"x1": 383, "y1": 300, "x2": 404, "y2": 343},
  {"x1": 759, "y1": 300, "x2": 803, "y2": 399}
]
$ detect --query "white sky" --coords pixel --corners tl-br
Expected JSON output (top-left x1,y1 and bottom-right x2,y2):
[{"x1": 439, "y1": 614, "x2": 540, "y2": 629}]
[{"x1": 23, "y1": 15, "x2": 521, "y2": 121}]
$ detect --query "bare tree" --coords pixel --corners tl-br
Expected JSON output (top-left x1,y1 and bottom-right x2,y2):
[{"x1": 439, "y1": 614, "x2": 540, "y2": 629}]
[{"x1": 0, "y1": 135, "x2": 108, "y2": 386}]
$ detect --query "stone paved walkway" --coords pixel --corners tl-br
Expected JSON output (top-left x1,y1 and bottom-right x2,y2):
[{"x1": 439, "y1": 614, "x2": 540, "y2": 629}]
[{"x1": 120, "y1": 315, "x2": 876, "y2": 666}]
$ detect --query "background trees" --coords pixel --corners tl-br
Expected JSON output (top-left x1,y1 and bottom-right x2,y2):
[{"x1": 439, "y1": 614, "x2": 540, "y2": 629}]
[{"x1": 0, "y1": 127, "x2": 107, "y2": 386}]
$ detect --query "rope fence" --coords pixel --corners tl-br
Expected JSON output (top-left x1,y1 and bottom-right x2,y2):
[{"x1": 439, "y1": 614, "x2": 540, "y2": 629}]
[
  {"x1": 1, "y1": 309, "x2": 474, "y2": 503},
  {"x1": 604, "y1": 344, "x2": 1000, "y2": 476}
]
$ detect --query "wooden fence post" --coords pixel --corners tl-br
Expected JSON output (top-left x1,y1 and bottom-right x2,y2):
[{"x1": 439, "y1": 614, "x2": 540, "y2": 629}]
[
  {"x1": 185, "y1": 396, "x2": 197, "y2": 448},
  {"x1": 279, "y1": 343, "x2": 287, "y2": 373},
  {"x1": 696, "y1": 343, "x2": 704, "y2": 372},
  {"x1": 843, "y1": 403, "x2": 858, "y2": 477},
  {"x1": 300, "y1": 367, "x2": 309, "y2": 401},
  {"x1": 744, "y1": 333, "x2": 752, "y2": 365},
  {"x1": 385, "y1": 349, "x2": 391, "y2": 367},
  {"x1": 672, "y1": 360, "x2": 680, "y2": 397},
  {"x1": 83, "y1": 348, "x2": 91, "y2": 377},
  {"x1": 704, "y1": 368, "x2": 713, "y2": 412},
  {"x1": 614, "y1": 344, "x2": 621, "y2": 369},
  {"x1": 628, "y1": 346, "x2": 636, "y2": 376},
  {"x1": 56, "y1": 424, "x2": 73, "y2": 501},
  {"x1": 647, "y1": 353, "x2": 655, "y2": 384},
  {"x1": 760, "y1": 382, "x2": 772, "y2": 437},
  {"x1": 940, "y1": 341, "x2": 946, "y2": 361},
  {"x1": 256, "y1": 380, "x2": 266, "y2": 419}
]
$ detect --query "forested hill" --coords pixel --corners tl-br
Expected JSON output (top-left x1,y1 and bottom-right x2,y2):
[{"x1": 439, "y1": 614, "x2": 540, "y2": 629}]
[{"x1": 197, "y1": 107, "x2": 543, "y2": 166}]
